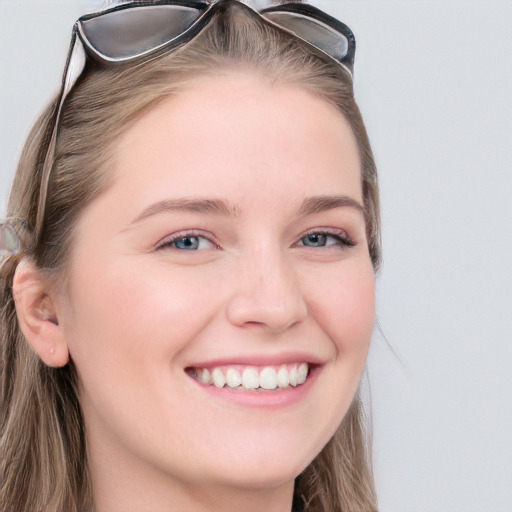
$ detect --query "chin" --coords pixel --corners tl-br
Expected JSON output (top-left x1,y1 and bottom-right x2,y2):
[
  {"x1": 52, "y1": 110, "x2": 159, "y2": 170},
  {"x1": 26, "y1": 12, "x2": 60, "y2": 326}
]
[
  {"x1": 193, "y1": 431, "x2": 324, "y2": 491},
  {"x1": 208, "y1": 461, "x2": 306, "y2": 491}
]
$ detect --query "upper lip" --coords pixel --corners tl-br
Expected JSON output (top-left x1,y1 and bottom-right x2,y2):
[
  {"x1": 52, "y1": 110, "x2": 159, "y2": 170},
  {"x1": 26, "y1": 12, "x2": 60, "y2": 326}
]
[{"x1": 186, "y1": 352, "x2": 326, "y2": 369}]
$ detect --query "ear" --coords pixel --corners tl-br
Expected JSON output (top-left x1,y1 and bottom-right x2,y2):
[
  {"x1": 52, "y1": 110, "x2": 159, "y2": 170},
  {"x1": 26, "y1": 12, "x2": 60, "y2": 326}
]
[{"x1": 13, "y1": 258, "x2": 69, "y2": 367}]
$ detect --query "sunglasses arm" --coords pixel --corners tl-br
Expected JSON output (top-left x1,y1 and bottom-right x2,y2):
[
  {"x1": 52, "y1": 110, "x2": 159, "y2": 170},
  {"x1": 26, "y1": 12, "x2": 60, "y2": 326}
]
[{"x1": 35, "y1": 30, "x2": 87, "y2": 238}]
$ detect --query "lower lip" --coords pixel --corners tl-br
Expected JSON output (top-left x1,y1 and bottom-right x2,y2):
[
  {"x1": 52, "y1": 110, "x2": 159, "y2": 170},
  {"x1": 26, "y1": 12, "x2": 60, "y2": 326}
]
[{"x1": 188, "y1": 366, "x2": 320, "y2": 409}]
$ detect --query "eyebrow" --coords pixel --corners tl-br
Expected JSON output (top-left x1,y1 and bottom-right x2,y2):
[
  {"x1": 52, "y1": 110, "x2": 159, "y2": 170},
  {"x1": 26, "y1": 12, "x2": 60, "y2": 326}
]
[
  {"x1": 131, "y1": 194, "x2": 364, "y2": 226},
  {"x1": 297, "y1": 195, "x2": 365, "y2": 217},
  {"x1": 132, "y1": 198, "x2": 240, "y2": 224}
]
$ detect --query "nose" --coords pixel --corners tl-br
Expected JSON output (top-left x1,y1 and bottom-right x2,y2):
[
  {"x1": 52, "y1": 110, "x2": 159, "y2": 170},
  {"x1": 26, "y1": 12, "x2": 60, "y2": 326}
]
[{"x1": 226, "y1": 248, "x2": 308, "y2": 333}]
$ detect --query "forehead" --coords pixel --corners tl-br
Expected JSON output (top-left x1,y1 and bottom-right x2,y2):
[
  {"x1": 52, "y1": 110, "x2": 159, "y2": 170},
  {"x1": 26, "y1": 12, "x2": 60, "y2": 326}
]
[{"x1": 111, "y1": 72, "x2": 362, "y2": 209}]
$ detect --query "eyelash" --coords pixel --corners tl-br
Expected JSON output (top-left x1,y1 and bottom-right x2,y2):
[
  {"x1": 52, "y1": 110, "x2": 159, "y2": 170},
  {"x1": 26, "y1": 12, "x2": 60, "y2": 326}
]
[
  {"x1": 155, "y1": 228, "x2": 355, "y2": 251},
  {"x1": 297, "y1": 229, "x2": 355, "y2": 249},
  {"x1": 156, "y1": 230, "x2": 218, "y2": 251}
]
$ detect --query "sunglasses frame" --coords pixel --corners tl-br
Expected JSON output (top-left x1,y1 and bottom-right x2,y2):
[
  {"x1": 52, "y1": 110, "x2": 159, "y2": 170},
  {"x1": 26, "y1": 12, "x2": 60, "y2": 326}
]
[{"x1": 31, "y1": 0, "x2": 355, "y2": 241}]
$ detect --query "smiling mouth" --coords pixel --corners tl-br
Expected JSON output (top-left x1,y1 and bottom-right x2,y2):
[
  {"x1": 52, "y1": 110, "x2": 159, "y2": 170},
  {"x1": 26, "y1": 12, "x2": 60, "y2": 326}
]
[{"x1": 187, "y1": 363, "x2": 310, "y2": 391}]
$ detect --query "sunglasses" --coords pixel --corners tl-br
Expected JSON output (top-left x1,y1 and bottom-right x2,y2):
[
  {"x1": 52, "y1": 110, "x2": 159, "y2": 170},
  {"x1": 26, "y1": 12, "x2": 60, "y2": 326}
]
[{"x1": 10, "y1": 0, "x2": 356, "y2": 250}]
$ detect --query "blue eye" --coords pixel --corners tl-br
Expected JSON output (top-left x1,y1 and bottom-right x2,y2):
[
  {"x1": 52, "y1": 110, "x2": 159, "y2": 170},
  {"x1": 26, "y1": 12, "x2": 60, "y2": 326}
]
[
  {"x1": 158, "y1": 233, "x2": 217, "y2": 251},
  {"x1": 302, "y1": 233, "x2": 329, "y2": 247},
  {"x1": 174, "y1": 236, "x2": 201, "y2": 250},
  {"x1": 299, "y1": 231, "x2": 354, "y2": 248}
]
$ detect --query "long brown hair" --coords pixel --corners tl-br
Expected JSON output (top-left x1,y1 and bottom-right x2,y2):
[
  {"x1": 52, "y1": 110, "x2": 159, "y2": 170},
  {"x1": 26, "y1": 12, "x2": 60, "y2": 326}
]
[{"x1": 1, "y1": 3, "x2": 380, "y2": 511}]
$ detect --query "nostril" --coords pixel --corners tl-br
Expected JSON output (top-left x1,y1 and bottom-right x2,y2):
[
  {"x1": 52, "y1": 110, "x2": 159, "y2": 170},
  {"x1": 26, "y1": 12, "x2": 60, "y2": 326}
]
[{"x1": 226, "y1": 294, "x2": 307, "y2": 332}]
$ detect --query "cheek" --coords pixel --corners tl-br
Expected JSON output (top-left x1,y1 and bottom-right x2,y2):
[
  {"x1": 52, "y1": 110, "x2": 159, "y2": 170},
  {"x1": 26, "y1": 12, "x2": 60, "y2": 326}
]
[
  {"x1": 61, "y1": 259, "x2": 229, "y2": 445},
  {"x1": 306, "y1": 259, "x2": 376, "y2": 355},
  {"x1": 77, "y1": 258, "x2": 209, "y2": 322},
  {"x1": 295, "y1": 259, "x2": 375, "y2": 460},
  {"x1": 63, "y1": 260, "x2": 223, "y2": 383}
]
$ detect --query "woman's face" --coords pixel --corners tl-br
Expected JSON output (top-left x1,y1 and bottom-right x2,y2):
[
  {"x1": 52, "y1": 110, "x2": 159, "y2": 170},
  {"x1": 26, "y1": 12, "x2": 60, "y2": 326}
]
[{"x1": 58, "y1": 73, "x2": 375, "y2": 505}]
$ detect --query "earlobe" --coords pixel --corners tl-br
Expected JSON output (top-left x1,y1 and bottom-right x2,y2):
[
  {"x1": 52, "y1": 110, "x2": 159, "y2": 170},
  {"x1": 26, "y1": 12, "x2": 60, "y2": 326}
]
[{"x1": 13, "y1": 258, "x2": 69, "y2": 368}]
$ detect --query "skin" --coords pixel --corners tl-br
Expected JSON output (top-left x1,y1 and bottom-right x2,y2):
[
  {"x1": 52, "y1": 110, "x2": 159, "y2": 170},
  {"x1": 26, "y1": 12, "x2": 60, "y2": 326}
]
[{"x1": 52, "y1": 72, "x2": 375, "y2": 512}]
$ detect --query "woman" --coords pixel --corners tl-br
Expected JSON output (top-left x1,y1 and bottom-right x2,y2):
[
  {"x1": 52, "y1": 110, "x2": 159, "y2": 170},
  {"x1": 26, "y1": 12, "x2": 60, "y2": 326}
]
[{"x1": 0, "y1": 1, "x2": 381, "y2": 511}]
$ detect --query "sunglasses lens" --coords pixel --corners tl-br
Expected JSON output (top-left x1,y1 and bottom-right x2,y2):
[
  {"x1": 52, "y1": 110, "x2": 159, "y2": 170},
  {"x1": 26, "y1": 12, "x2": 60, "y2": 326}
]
[
  {"x1": 80, "y1": 5, "x2": 203, "y2": 60},
  {"x1": 0, "y1": 224, "x2": 22, "y2": 257},
  {"x1": 263, "y1": 11, "x2": 349, "y2": 62}
]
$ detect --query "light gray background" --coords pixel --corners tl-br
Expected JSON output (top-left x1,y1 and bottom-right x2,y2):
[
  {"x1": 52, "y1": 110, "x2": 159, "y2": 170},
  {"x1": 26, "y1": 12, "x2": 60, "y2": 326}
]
[{"x1": 1, "y1": 1, "x2": 511, "y2": 511}]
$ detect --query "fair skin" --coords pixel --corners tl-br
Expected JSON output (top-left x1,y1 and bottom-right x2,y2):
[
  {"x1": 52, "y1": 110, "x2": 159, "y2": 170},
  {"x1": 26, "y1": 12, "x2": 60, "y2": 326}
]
[{"x1": 16, "y1": 72, "x2": 375, "y2": 512}]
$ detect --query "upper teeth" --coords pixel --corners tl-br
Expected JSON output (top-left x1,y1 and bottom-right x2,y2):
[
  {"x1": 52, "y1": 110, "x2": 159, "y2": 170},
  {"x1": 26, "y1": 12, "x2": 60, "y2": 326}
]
[{"x1": 193, "y1": 363, "x2": 309, "y2": 390}]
